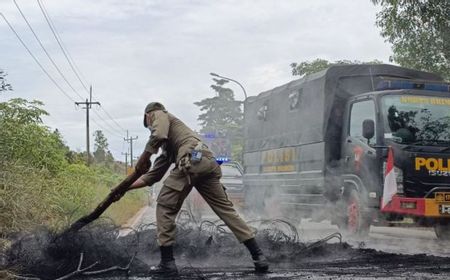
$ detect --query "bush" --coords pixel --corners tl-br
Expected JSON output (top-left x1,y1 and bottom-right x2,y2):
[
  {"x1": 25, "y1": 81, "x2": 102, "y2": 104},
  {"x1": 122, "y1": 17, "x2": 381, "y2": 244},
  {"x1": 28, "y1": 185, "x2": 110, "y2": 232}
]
[
  {"x1": 0, "y1": 162, "x2": 147, "y2": 236},
  {"x1": 0, "y1": 98, "x2": 147, "y2": 237}
]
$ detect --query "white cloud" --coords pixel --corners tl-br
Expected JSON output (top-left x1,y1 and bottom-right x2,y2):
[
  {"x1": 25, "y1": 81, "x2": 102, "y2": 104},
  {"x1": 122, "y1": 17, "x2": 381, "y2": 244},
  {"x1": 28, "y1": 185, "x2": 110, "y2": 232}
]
[{"x1": 0, "y1": 0, "x2": 392, "y2": 160}]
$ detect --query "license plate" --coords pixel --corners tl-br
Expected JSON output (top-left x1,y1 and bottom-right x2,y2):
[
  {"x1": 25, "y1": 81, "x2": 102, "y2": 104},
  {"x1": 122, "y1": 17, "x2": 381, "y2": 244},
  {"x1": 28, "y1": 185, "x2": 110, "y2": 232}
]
[
  {"x1": 439, "y1": 204, "x2": 450, "y2": 215},
  {"x1": 435, "y1": 192, "x2": 450, "y2": 202}
]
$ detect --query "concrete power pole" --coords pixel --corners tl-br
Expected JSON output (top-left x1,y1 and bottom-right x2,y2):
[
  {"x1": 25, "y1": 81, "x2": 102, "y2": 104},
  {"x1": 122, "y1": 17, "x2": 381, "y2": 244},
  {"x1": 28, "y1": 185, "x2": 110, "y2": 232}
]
[
  {"x1": 124, "y1": 130, "x2": 138, "y2": 168},
  {"x1": 75, "y1": 86, "x2": 100, "y2": 165}
]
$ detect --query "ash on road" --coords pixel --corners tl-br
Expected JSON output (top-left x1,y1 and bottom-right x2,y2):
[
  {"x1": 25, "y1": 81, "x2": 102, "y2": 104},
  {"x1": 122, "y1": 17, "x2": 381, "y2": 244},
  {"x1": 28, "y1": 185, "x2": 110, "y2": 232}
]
[{"x1": 2, "y1": 207, "x2": 450, "y2": 279}]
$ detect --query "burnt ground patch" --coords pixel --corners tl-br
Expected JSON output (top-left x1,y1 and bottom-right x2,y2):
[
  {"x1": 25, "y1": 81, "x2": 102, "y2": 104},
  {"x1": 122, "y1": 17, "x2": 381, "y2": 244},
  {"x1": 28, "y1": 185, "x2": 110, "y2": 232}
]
[{"x1": 2, "y1": 218, "x2": 450, "y2": 279}]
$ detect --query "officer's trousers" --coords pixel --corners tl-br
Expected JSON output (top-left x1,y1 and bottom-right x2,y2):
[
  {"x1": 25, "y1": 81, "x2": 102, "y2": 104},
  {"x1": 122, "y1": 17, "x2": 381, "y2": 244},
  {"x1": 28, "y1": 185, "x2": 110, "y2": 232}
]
[{"x1": 155, "y1": 159, "x2": 254, "y2": 246}]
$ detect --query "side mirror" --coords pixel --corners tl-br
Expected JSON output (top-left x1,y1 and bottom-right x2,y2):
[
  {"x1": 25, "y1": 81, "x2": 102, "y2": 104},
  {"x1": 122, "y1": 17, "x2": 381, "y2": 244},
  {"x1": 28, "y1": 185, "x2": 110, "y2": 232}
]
[{"x1": 362, "y1": 119, "x2": 375, "y2": 140}]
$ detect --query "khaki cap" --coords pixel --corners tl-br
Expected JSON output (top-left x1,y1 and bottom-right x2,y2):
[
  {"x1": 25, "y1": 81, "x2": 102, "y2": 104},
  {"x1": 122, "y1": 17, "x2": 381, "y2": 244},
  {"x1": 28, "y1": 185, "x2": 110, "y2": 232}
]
[{"x1": 143, "y1": 102, "x2": 166, "y2": 127}]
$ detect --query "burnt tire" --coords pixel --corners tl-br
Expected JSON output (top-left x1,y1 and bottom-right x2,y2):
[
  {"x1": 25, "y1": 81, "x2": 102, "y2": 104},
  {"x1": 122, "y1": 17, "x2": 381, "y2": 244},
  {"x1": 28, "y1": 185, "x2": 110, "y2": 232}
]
[
  {"x1": 337, "y1": 189, "x2": 371, "y2": 237},
  {"x1": 434, "y1": 223, "x2": 450, "y2": 241}
]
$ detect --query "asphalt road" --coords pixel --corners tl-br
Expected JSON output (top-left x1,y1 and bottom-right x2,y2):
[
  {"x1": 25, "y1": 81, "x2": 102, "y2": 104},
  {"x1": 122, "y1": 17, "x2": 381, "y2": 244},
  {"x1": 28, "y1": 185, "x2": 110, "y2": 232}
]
[
  {"x1": 117, "y1": 204, "x2": 450, "y2": 279},
  {"x1": 136, "y1": 203, "x2": 448, "y2": 257},
  {"x1": 298, "y1": 219, "x2": 450, "y2": 258}
]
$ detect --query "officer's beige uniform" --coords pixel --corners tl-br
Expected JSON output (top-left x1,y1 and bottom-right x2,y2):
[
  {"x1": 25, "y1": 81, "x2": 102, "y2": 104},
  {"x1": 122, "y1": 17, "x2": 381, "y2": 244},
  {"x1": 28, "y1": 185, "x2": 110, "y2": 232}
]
[{"x1": 140, "y1": 109, "x2": 254, "y2": 246}]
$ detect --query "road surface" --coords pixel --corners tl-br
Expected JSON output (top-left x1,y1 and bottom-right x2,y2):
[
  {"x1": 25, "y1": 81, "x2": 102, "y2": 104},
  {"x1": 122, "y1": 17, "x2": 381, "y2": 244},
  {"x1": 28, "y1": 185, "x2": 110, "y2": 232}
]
[{"x1": 112, "y1": 204, "x2": 450, "y2": 279}]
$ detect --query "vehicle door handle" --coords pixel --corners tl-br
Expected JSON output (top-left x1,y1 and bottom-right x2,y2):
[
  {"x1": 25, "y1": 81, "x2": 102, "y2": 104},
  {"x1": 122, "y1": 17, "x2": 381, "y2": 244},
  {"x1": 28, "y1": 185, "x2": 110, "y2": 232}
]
[
  {"x1": 345, "y1": 156, "x2": 350, "y2": 162},
  {"x1": 347, "y1": 139, "x2": 352, "y2": 143}
]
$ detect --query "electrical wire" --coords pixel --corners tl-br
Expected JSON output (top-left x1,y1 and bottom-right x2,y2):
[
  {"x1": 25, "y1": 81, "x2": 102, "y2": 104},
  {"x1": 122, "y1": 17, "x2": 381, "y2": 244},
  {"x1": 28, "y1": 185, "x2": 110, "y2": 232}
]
[
  {"x1": 0, "y1": 13, "x2": 76, "y2": 103},
  {"x1": 36, "y1": 0, "x2": 90, "y2": 94},
  {"x1": 91, "y1": 119, "x2": 123, "y2": 139},
  {"x1": 91, "y1": 113, "x2": 125, "y2": 139},
  {"x1": 92, "y1": 109, "x2": 126, "y2": 137},
  {"x1": 6, "y1": 2, "x2": 128, "y2": 139},
  {"x1": 99, "y1": 106, "x2": 127, "y2": 132},
  {"x1": 37, "y1": 0, "x2": 127, "y2": 132},
  {"x1": 90, "y1": 119, "x2": 125, "y2": 146},
  {"x1": 13, "y1": 0, "x2": 85, "y2": 100}
]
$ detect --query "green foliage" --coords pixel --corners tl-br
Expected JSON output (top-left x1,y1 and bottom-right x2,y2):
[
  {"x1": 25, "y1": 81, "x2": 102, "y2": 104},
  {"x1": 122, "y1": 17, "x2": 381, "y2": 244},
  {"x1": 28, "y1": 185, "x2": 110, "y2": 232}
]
[
  {"x1": 93, "y1": 130, "x2": 114, "y2": 166},
  {"x1": 290, "y1": 59, "x2": 383, "y2": 76},
  {"x1": 373, "y1": 0, "x2": 450, "y2": 80},
  {"x1": 194, "y1": 79, "x2": 244, "y2": 162},
  {"x1": 93, "y1": 130, "x2": 108, "y2": 161},
  {"x1": 0, "y1": 162, "x2": 146, "y2": 234},
  {"x1": 0, "y1": 69, "x2": 12, "y2": 92},
  {"x1": 0, "y1": 97, "x2": 146, "y2": 235},
  {"x1": 195, "y1": 79, "x2": 243, "y2": 134},
  {"x1": 0, "y1": 98, "x2": 48, "y2": 124},
  {"x1": 0, "y1": 99, "x2": 66, "y2": 173}
]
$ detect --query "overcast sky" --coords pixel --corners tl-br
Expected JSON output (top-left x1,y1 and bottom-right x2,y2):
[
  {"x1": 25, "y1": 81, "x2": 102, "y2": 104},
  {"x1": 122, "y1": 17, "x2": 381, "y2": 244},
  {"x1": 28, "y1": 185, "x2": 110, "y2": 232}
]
[{"x1": 0, "y1": 0, "x2": 392, "y2": 161}]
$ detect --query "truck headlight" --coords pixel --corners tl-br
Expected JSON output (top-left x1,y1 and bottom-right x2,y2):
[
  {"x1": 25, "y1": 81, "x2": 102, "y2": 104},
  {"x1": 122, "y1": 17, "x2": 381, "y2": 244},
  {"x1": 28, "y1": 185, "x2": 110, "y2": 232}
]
[{"x1": 383, "y1": 162, "x2": 404, "y2": 194}]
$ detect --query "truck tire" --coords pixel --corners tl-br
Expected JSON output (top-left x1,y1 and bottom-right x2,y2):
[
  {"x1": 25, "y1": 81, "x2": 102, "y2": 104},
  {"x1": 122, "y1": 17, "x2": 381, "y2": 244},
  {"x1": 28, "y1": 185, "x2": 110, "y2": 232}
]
[
  {"x1": 337, "y1": 189, "x2": 370, "y2": 237},
  {"x1": 434, "y1": 223, "x2": 450, "y2": 241}
]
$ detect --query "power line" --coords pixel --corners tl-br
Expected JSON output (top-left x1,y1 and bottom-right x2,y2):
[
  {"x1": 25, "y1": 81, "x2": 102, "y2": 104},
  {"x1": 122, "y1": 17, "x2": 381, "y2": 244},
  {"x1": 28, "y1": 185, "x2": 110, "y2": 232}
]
[
  {"x1": 13, "y1": 0, "x2": 85, "y2": 100},
  {"x1": 124, "y1": 130, "x2": 138, "y2": 168},
  {"x1": 92, "y1": 109, "x2": 126, "y2": 137},
  {"x1": 75, "y1": 86, "x2": 100, "y2": 165},
  {"x1": 99, "y1": 106, "x2": 127, "y2": 132},
  {"x1": 0, "y1": 12, "x2": 76, "y2": 103},
  {"x1": 90, "y1": 117, "x2": 124, "y2": 139},
  {"x1": 37, "y1": 0, "x2": 128, "y2": 133},
  {"x1": 5, "y1": 3, "x2": 128, "y2": 140},
  {"x1": 37, "y1": 0, "x2": 90, "y2": 94},
  {"x1": 91, "y1": 113, "x2": 125, "y2": 139},
  {"x1": 40, "y1": 7, "x2": 127, "y2": 133}
]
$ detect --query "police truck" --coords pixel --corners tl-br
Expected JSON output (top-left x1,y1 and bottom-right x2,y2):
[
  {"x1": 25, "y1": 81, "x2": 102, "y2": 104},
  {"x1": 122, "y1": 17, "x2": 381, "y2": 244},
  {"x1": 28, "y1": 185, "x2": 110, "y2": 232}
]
[{"x1": 243, "y1": 64, "x2": 450, "y2": 239}]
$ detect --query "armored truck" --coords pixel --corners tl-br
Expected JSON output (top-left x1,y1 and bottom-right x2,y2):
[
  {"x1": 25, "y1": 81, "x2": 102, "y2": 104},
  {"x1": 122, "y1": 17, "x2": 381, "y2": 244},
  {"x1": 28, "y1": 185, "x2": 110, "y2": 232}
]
[{"x1": 243, "y1": 64, "x2": 450, "y2": 239}]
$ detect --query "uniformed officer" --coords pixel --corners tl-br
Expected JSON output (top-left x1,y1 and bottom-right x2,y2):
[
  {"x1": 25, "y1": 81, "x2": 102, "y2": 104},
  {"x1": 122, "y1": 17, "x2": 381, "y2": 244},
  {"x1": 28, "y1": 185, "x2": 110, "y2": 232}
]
[{"x1": 122, "y1": 102, "x2": 268, "y2": 276}]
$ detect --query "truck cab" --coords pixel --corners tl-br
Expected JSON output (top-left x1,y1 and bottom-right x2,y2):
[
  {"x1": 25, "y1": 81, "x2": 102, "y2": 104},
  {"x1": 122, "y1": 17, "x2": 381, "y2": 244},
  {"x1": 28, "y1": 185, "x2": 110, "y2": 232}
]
[
  {"x1": 342, "y1": 82, "x2": 450, "y2": 237},
  {"x1": 242, "y1": 64, "x2": 450, "y2": 239}
]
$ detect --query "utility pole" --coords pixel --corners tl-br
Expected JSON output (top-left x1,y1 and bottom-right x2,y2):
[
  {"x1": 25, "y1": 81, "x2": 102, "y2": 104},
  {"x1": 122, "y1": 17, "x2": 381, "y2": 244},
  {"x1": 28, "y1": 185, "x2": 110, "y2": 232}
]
[
  {"x1": 121, "y1": 151, "x2": 129, "y2": 175},
  {"x1": 124, "y1": 130, "x2": 138, "y2": 168},
  {"x1": 75, "y1": 86, "x2": 100, "y2": 165}
]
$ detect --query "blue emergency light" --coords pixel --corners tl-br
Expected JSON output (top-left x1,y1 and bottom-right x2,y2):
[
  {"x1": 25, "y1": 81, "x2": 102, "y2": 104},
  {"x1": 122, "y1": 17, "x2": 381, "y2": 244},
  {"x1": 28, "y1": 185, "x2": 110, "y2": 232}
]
[
  {"x1": 202, "y1": 133, "x2": 216, "y2": 139},
  {"x1": 216, "y1": 156, "x2": 230, "y2": 165},
  {"x1": 376, "y1": 79, "x2": 450, "y2": 93}
]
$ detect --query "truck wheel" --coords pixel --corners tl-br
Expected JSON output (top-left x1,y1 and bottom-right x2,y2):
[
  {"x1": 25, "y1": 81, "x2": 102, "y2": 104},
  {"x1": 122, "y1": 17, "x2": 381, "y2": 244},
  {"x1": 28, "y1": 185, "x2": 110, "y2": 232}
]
[
  {"x1": 338, "y1": 189, "x2": 370, "y2": 237},
  {"x1": 434, "y1": 223, "x2": 450, "y2": 240}
]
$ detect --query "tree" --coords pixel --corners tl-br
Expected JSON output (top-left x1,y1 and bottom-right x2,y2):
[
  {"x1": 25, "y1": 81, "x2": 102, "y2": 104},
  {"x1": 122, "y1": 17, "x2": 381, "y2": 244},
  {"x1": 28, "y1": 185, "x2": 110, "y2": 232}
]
[
  {"x1": 0, "y1": 69, "x2": 12, "y2": 92},
  {"x1": 372, "y1": 0, "x2": 450, "y2": 80},
  {"x1": 194, "y1": 78, "x2": 243, "y2": 161},
  {"x1": 0, "y1": 98, "x2": 48, "y2": 123},
  {"x1": 0, "y1": 98, "x2": 67, "y2": 173},
  {"x1": 93, "y1": 130, "x2": 109, "y2": 164},
  {"x1": 195, "y1": 79, "x2": 243, "y2": 134},
  {"x1": 290, "y1": 59, "x2": 383, "y2": 76}
]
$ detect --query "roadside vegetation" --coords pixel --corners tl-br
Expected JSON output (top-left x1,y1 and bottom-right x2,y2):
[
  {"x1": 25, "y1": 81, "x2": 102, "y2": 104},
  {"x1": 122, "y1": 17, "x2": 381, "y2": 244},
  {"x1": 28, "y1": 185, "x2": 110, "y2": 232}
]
[{"x1": 0, "y1": 85, "x2": 147, "y2": 238}]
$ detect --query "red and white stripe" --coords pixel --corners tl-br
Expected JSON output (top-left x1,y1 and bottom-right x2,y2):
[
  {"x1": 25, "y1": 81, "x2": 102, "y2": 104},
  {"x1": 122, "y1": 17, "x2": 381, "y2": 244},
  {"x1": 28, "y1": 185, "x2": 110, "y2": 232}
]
[{"x1": 381, "y1": 146, "x2": 397, "y2": 210}]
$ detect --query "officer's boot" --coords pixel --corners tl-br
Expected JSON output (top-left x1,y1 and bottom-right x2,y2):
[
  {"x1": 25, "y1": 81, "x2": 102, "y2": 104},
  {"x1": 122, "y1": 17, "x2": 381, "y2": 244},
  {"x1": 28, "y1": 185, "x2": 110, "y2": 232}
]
[
  {"x1": 243, "y1": 238, "x2": 269, "y2": 273},
  {"x1": 149, "y1": 245, "x2": 178, "y2": 276}
]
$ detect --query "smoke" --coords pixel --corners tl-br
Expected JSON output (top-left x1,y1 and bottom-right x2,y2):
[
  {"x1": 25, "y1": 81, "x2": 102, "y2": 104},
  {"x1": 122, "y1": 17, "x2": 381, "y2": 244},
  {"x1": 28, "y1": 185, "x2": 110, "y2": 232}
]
[{"x1": 2, "y1": 212, "x2": 450, "y2": 279}]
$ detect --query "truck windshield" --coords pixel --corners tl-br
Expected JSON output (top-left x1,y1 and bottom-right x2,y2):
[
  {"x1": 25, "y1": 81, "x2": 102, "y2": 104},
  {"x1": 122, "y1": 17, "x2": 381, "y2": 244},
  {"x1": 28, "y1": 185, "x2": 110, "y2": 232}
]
[{"x1": 381, "y1": 95, "x2": 450, "y2": 145}]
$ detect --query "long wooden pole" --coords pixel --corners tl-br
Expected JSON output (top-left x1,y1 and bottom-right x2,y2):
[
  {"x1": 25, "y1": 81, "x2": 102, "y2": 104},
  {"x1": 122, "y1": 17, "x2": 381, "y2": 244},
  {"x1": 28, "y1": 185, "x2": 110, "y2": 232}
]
[{"x1": 61, "y1": 171, "x2": 141, "y2": 235}]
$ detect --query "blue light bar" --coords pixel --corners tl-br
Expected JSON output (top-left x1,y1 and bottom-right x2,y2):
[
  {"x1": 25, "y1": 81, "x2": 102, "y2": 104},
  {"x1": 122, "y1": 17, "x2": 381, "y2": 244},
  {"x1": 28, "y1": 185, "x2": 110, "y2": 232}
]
[
  {"x1": 376, "y1": 80, "x2": 450, "y2": 93},
  {"x1": 216, "y1": 156, "x2": 230, "y2": 165},
  {"x1": 202, "y1": 133, "x2": 216, "y2": 139}
]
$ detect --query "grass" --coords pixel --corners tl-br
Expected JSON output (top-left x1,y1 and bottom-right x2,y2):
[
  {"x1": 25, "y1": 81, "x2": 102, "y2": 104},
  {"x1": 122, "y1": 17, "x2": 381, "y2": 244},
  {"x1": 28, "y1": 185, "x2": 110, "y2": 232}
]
[{"x1": 0, "y1": 162, "x2": 147, "y2": 236}]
